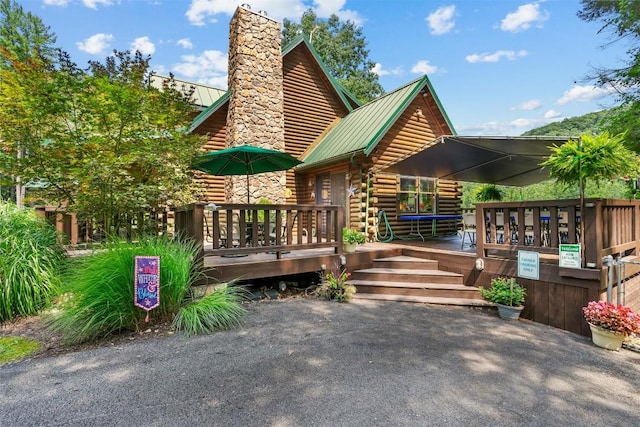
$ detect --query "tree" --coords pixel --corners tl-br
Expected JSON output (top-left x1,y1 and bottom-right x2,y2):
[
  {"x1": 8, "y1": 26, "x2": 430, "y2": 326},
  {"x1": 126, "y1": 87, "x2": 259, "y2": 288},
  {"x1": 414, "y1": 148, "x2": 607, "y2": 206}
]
[
  {"x1": 541, "y1": 132, "x2": 639, "y2": 266},
  {"x1": 0, "y1": 0, "x2": 56, "y2": 68},
  {"x1": 578, "y1": 1, "x2": 640, "y2": 151},
  {"x1": 0, "y1": 0, "x2": 57, "y2": 204},
  {"x1": 282, "y1": 9, "x2": 384, "y2": 103},
  {"x1": 0, "y1": 49, "x2": 204, "y2": 234}
]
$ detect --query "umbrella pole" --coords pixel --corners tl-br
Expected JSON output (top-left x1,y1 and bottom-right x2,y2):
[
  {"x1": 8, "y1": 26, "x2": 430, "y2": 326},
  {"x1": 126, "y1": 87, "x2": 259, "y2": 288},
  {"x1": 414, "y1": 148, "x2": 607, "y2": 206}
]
[{"x1": 246, "y1": 174, "x2": 250, "y2": 204}]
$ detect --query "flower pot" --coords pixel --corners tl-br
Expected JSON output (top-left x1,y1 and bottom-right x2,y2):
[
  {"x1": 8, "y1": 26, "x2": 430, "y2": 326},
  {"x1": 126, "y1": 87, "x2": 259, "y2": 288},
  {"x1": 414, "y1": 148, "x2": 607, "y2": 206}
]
[
  {"x1": 495, "y1": 303, "x2": 524, "y2": 320},
  {"x1": 343, "y1": 242, "x2": 357, "y2": 253},
  {"x1": 588, "y1": 323, "x2": 626, "y2": 351}
]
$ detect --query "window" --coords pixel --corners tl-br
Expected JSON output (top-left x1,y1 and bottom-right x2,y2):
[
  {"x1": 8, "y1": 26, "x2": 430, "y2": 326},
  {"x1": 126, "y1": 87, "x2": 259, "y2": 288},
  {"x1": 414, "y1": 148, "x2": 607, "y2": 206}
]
[{"x1": 397, "y1": 176, "x2": 436, "y2": 215}]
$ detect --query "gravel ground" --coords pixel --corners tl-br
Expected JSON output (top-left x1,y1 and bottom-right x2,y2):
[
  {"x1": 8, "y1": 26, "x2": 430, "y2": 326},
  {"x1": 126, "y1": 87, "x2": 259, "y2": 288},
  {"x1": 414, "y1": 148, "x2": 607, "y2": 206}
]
[{"x1": 2, "y1": 298, "x2": 640, "y2": 427}]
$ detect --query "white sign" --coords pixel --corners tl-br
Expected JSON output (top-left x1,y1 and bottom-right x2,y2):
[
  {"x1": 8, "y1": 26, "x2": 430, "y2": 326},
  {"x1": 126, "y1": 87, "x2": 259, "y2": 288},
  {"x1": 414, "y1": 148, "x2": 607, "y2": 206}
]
[
  {"x1": 518, "y1": 250, "x2": 539, "y2": 280},
  {"x1": 559, "y1": 244, "x2": 581, "y2": 269}
]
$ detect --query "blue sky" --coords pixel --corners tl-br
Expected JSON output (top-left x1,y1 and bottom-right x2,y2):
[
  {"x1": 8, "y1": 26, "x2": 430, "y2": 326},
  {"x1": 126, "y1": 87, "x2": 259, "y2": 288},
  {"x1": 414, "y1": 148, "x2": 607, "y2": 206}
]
[{"x1": 27, "y1": 0, "x2": 628, "y2": 136}]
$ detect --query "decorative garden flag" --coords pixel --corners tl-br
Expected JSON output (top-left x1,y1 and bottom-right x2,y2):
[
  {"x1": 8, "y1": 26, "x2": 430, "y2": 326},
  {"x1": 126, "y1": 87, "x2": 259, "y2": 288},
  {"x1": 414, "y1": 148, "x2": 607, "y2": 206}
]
[{"x1": 134, "y1": 256, "x2": 160, "y2": 322}]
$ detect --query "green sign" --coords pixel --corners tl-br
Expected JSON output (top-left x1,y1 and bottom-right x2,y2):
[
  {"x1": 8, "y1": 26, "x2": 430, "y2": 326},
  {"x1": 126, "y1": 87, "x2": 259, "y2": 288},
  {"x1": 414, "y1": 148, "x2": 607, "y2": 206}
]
[{"x1": 559, "y1": 244, "x2": 581, "y2": 268}]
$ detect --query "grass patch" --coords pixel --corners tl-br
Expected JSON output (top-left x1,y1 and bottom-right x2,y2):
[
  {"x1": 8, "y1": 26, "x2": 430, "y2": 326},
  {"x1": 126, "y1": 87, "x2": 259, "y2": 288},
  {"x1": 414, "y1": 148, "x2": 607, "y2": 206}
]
[{"x1": 0, "y1": 336, "x2": 41, "y2": 365}]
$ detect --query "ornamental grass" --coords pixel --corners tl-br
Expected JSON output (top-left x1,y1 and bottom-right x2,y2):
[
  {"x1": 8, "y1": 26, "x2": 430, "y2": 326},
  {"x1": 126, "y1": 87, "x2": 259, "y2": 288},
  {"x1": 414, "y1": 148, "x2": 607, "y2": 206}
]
[
  {"x1": 0, "y1": 201, "x2": 66, "y2": 323},
  {"x1": 48, "y1": 236, "x2": 247, "y2": 344}
]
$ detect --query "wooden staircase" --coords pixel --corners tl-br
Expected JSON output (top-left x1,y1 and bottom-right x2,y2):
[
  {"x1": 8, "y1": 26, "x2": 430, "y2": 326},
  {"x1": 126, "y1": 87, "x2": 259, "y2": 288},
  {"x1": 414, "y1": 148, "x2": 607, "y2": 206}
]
[{"x1": 349, "y1": 255, "x2": 492, "y2": 307}]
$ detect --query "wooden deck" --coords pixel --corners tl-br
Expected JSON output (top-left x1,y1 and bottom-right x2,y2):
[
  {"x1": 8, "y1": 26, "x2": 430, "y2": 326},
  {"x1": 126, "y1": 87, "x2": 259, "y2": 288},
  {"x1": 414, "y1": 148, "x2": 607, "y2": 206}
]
[{"x1": 202, "y1": 234, "x2": 473, "y2": 283}]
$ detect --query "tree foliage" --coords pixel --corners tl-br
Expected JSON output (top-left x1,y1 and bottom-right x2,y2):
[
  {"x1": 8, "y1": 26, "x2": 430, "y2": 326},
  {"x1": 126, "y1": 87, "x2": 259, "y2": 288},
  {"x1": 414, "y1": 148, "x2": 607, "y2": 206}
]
[
  {"x1": 282, "y1": 9, "x2": 384, "y2": 103},
  {"x1": 578, "y1": 1, "x2": 640, "y2": 152},
  {"x1": 0, "y1": 49, "x2": 204, "y2": 233},
  {"x1": 578, "y1": 0, "x2": 640, "y2": 104},
  {"x1": 521, "y1": 109, "x2": 617, "y2": 137},
  {"x1": 0, "y1": 0, "x2": 56, "y2": 69},
  {"x1": 541, "y1": 132, "x2": 638, "y2": 192}
]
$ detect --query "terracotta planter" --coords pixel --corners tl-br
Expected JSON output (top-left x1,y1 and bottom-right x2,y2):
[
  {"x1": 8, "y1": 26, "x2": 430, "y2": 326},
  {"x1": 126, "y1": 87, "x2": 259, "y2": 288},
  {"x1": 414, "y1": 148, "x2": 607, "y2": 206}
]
[
  {"x1": 495, "y1": 303, "x2": 524, "y2": 320},
  {"x1": 588, "y1": 323, "x2": 626, "y2": 351}
]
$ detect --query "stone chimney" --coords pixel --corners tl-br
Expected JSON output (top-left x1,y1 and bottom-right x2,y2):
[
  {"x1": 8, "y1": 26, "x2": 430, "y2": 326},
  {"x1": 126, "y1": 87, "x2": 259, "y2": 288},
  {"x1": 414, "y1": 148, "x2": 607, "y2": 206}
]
[{"x1": 226, "y1": 5, "x2": 286, "y2": 204}]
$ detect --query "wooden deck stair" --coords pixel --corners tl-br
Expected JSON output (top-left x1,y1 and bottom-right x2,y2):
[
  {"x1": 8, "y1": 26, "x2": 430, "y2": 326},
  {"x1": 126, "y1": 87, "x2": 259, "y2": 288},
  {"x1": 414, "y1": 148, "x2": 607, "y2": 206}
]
[{"x1": 349, "y1": 256, "x2": 492, "y2": 307}]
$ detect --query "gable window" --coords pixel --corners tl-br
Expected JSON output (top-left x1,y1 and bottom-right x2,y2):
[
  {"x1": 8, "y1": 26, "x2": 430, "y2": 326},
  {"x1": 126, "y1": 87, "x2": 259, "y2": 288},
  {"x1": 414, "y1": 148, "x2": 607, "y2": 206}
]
[{"x1": 397, "y1": 176, "x2": 436, "y2": 215}]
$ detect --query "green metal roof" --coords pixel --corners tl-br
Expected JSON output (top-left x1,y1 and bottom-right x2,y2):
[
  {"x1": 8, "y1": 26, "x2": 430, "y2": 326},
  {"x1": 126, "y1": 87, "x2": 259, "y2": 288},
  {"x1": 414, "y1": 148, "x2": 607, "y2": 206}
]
[
  {"x1": 300, "y1": 75, "x2": 455, "y2": 169},
  {"x1": 150, "y1": 74, "x2": 226, "y2": 109}
]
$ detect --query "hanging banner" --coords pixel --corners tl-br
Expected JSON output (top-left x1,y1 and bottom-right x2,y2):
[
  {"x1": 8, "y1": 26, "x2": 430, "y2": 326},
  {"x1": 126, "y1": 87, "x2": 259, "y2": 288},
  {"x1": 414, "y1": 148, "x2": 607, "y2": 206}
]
[{"x1": 134, "y1": 256, "x2": 160, "y2": 319}]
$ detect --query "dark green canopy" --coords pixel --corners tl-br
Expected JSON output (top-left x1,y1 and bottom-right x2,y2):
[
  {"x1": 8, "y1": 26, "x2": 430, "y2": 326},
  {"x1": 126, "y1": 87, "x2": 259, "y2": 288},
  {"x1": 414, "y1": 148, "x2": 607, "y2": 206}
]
[{"x1": 193, "y1": 145, "x2": 302, "y2": 203}]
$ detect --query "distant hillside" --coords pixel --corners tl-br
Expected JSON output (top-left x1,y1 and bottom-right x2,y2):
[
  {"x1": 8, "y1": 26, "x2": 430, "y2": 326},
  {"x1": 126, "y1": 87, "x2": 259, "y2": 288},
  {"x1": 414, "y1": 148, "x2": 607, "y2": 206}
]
[{"x1": 521, "y1": 109, "x2": 617, "y2": 136}]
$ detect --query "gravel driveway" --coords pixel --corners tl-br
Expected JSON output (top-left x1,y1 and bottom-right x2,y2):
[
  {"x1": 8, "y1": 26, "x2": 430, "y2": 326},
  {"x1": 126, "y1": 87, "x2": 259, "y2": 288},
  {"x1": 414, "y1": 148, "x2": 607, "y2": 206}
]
[{"x1": 2, "y1": 298, "x2": 639, "y2": 426}]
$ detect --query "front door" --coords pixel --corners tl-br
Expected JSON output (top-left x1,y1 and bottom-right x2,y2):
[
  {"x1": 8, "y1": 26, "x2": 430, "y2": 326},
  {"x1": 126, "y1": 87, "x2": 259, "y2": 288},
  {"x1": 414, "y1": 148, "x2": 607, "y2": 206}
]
[{"x1": 315, "y1": 172, "x2": 348, "y2": 237}]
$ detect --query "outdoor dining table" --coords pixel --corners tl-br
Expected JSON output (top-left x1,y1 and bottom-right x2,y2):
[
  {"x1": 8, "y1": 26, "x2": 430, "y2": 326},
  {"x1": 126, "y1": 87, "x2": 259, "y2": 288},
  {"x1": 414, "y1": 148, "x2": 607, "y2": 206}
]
[{"x1": 398, "y1": 214, "x2": 463, "y2": 241}]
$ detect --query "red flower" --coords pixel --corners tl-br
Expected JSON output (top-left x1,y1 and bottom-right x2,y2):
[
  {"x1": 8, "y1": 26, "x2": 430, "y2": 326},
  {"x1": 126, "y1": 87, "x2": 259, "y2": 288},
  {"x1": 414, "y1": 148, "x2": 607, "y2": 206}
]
[{"x1": 583, "y1": 301, "x2": 640, "y2": 336}]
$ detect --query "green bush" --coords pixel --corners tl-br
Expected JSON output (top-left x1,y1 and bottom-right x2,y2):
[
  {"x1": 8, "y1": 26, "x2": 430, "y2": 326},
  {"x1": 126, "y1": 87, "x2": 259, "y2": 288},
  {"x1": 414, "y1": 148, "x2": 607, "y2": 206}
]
[
  {"x1": 479, "y1": 277, "x2": 526, "y2": 307},
  {"x1": 48, "y1": 236, "x2": 247, "y2": 344},
  {"x1": 171, "y1": 284, "x2": 248, "y2": 336},
  {"x1": 0, "y1": 202, "x2": 66, "y2": 323}
]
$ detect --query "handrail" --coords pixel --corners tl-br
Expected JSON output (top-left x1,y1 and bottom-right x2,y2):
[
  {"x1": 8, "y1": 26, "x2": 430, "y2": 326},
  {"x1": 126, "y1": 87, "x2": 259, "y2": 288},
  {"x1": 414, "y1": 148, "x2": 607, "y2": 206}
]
[
  {"x1": 474, "y1": 199, "x2": 640, "y2": 269},
  {"x1": 173, "y1": 203, "x2": 345, "y2": 258}
]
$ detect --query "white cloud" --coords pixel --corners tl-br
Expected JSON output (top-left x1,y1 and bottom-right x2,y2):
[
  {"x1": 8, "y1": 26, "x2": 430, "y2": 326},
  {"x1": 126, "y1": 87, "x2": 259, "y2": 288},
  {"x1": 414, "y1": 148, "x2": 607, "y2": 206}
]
[
  {"x1": 76, "y1": 33, "x2": 113, "y2": 55},
  {"x1": 426, "y1": 5, "x2": 456, "y2": 35},
  {"x1": 372, "y1": 63, "x2": 402, "y2": 77},
  {"x1": 172, "y1": 49, "x2": 228, "y2": 89},
  {"x1": 512, "y1": 99, "x2": 541, "y2": 111},
  {"x1": 82, "y1": 0, "x2": 114, "y2": 9},
  {"x1": 556, "y1": 85, "x2": 616, "y2": 105},
  {"x1": 544, "y1": 109, "x2": 561, "y2": 119},
  {"x1": 130, "y1": 37, "x2": 155, "y2": 55},
  {"x1": 177, "y1": 38, "x2": 194, "y2": 49},
  {"x1": 466, "y1": 50, "x2": 527, "y2": 63},
  {"x1": 500, "y1": 3, "x2": 549, "y2": 33},
  {"x1": 43, "y1": 0, "x2": 70, "y2": 6},
  {"x1": 411, "y1": 60, "x2": 439, "y2": 75},
  {"x1": 184, "y1": 0, "x2": 361, "y2": 27}
]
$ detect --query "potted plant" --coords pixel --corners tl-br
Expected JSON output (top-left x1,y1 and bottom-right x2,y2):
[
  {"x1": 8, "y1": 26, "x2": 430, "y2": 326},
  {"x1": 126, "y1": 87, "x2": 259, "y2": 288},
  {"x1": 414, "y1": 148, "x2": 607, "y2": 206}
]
[
  {"x1": 479, "y1": 277, "x2": 526, "y2": 320},
  {"x1": 582, "y1": 301, "x2": 640, "y2": 351},
  {"x1": 342, "y1": 228, "x2": 366, "y2": 253}
]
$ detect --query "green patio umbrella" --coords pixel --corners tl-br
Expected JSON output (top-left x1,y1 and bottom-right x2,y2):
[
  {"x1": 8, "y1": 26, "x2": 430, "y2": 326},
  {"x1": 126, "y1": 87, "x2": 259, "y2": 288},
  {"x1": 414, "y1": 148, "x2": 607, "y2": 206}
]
[{"x1": 193, "y1": 145, "x2": 303, "y2": 203}]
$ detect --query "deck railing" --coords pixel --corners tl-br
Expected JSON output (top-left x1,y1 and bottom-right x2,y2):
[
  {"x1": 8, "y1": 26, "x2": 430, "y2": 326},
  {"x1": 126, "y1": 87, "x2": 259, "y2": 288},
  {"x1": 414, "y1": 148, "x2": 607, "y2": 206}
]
[
  {"x1": 173, "y1": 203, "x2": 345, "y2": 258},
  {"x1": 475, "y1": 199, "x2": 640, "y2": 268}
]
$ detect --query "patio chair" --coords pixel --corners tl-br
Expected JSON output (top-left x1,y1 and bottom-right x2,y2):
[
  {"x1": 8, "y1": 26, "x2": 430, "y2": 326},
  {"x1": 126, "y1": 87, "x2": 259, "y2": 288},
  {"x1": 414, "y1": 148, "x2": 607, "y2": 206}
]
[
  {"x1": 524, "y1": 211, "x2": 535, "y2": 245},
  {"x1": 495, "y1": 212, "x2": 506, "y2": 244},
  {"x1": 460, "y1": 212, "x2": 477, "y2": 249}
]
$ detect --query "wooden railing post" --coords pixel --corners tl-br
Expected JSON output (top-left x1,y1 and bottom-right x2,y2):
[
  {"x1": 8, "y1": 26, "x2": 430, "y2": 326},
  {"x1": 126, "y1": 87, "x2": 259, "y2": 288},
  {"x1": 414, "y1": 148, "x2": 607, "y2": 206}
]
[{"x1": 583, "y1": 199, "x2": 602, "y2": 268}]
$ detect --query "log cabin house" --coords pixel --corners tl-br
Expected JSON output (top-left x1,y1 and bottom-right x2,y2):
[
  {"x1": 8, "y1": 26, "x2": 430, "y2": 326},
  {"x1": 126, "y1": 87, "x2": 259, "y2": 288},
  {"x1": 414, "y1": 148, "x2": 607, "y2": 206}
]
[{"x1": 188, "y1": 5, "x2": 461, "y2": 240}]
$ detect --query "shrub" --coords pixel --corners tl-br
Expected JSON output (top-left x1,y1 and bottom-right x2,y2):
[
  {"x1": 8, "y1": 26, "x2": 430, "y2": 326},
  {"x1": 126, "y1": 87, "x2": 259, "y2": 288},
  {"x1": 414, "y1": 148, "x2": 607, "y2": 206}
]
[
  {"x1": 48, "y1": 236, "x2": 246, "y2": 344},
  {"x1": 479, "y1": 277, "x2": 526, "y2": 306},
  {"x1": 171, "y1": 284, "x2": 248, "y2": 336},
  {"x1": 0, "y1": 202, "x2": 66, "y2": 323},
  {"x1": 316, "y1": 269, "x2": 356, "y2": 302}
]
